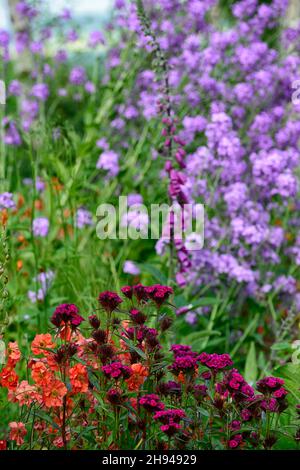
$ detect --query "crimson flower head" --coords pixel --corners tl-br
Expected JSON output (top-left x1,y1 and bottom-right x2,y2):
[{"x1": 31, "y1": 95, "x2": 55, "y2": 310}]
[
  {"x1": 130, "y1": 308, "x2": 146, "y2": 325},
  {"x1": 256, "y1": 376, "x2": 285, "y2": 393},
  {"x1": 98, "y1": 291, "x2": 123, "y2": 313},
  {"x1": 146, "y1": 284, "x2": 173, "y2": 307},
  {"x1": 102, "y1": 362, "x2": 132, "y2": 380},
  {"x1": 88, "y1": 314, "x2": 100, "y2": 329},
  {"x1": 153, "y1": 409, "x2": 185, "y2": 437},
  {"x1": 106, "y1": 388, "x2": 124, "y2": 406},
  {"x1": 121, "y1": 286, "x2": 133, "y2": 299},
  {"x1": 139, "y1": 394, "x2": 165, "y2": 413},
  {"x1": 133, "y1": 283, "x2": 149, "y2": 302},
  {"x1": 198, "y1": 352, "x2": 233, "y2": 371},
  {"x1": 51, "y1": 303, "x2": 84, "y2": 328}
]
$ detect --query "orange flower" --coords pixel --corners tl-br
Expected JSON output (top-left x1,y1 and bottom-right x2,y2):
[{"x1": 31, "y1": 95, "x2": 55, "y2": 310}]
[
  {"x1": 16, "y1": 260, "x2": 23, "y2": 271},
  {"x1": 15, "y1": 381, "x2": 37, "y2": 406},
  {"x1": 31, "y1": 361, "x2": 53, "y2": 385},
  {"x1": 34, "y1": 199, "x2": 43, "y2": 210},
  {"x1": 9, "y1": 422, "x2": 27, "y2": 446},
  {"x1": 42, "y1": 379, "x2": 67, "y2": 408},
  {"x1": 7, "y1": 342, "x2": 21, "y2": 367},
  {"x1": 1, "y1": 209, "x2": 8, "y2": 227},
  {"x1": 0, "y1": 366, "x2": 19, "y2": 390},
  {"x1": 126, "y1": 363, "x2": 149, "y2": 391},
  {"x1": 69, "y1": 364, "x2": 88, "y2": 394},
  {"x1": 31, "y1": 334, "x2": 56, "y2": 356},
  {"x1": 51, "y1": 177, "x2": 63, "y2": 191}
]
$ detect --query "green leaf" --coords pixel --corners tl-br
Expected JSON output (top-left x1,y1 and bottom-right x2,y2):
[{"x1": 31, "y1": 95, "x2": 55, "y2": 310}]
[
  {"x1": 275, "y1": 363, "x2": 300, "y2": 404},
  {"x1": 271, "y1": 342, "x2": 291, "y2": 351},
  {"x1": 244, "y1": 342, "x2": 257, "y2": 385}
]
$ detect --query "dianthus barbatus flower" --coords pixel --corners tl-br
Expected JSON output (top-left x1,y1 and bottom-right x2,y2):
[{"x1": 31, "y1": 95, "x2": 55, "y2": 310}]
[
  {"x1": 139, "y1": 394, "x2": 165, "y2": 413},
  {"x1": 98, "y1": 291, "x2": 123, "y2": 313},
  {"x1": 102, "y1": 362, "x2": 132, "y2": 380},
  {"x1": 198, "y1": 352, "x2": 233, "y2": 371},
  {"x1": 133, "y1": 283, "x2": 149, "y2": 302},
  {"x1": 145, "y1": 284, "x2": 174, "y2": 307},
  {"x1": 121, "y1": 285, "x2": 133, "y2": 299},
  {"x1": 51, "y1": 303, "x2": 84, "y2": 328}
]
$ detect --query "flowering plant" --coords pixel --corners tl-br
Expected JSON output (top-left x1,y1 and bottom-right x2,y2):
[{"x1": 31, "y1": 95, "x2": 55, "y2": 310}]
[{"x1": 0, "y1": 284, "x2": 298, "y2": 450}]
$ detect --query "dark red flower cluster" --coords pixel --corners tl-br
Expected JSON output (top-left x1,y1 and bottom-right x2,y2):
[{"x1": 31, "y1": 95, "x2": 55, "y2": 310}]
[
  {"x1": 169, "y1": 355, "x2": 198, "y2": 375},
  {"x1": 51, "y1": 303, "x2": 84, "y2": 328},
  {"x1": 198, "y1": 353, "x2": 233, "y2": 371},
  {"x1": 139, "y1": 394, "x2": 165, "y2": 412},
  {"x1": 169, "y1": 344, "x2": 199, "y2": 375},
  {"x1": 256, "y1": 376, "x2": 285, "y2": 393},
  {"x1": 257, "y1": 376, "x2": 288, "y2": 413},
  {"x1": 122, "y1": 283, "x2": 173, "y2": 306},
  {"x1": 121, "y1": 286, "x2": 133, "y2": 299},
  {"x1": 129, "y1": 308, "x2": 147, "y2": 325},
  {"x1": 217, "y1": 369, "x2": 255, "y2": 401},
  {"x1": 228, "y1": 433, "x2": 243, "y2": 449},
  {"x1": 145, "y1": 284, "x2": 173, "y2": 307},
  {"x1": 98, "y1": 291, "x2": 123, "y2": 313},
  {"x1": 102, "y1": 362, "x2": 132, "y2": 380},
  {"x1": 153, "y1": 409, "x2": 186, "y2": 437},
  {"x1": 106, "y1": 388, "x2": 124, "y2": 406}
]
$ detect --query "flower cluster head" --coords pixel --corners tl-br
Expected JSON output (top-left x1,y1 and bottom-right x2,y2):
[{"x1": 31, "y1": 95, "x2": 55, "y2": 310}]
[
  {"x1": 51, "y1": 303, "x2": 84, "y2": 329},
  {"x1": 257, "y1": 376, "x2": 288, "y2": 413},
  {"x1": 129, "y1": 308, "x2": 147, "y2": 325},
  {"x1": 153, "y1": 409, "x2": 186, "y2": 437},
  {"x1": 256, "y1": 376, "x2": 285, "y2": 393},
  {"x1": 169, "y1": 344, "x2": 199, "y2": 376},
  {"x1": 98, "y1": 291, "x2": 123, "y2": 313},
  {"x1": 199, "y1": 353, "x2": 233, "y2": 371},
  {"x1": 139, "y1": 394, "x2": 165, "y2": 413},
  {"x1": 106, "y1": 388, "x2": 124, "y2": 406},
  {"x1": 102, "y1": 362, "x2": 132, "y2": 380},
  {"x1": 145, "y1": 284, "x2": 174, "y2": 307},
  {"x1": 121, "y1": 285, "x2": 133, "y2": 299},
  {"x1": 218, "y1": 369, "x2": 255, "y2": 401}
]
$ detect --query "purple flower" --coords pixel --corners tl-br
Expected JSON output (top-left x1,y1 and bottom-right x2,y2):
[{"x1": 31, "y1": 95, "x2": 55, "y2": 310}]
[
  {"x1": 123, "y1": 260, "x2": 140, "y2": 276},
  {"x1": 31, "y1": 83, "x2": 49, "y2": 101},
  {"x1": 69, "y1": 66, "x2": 86, "y2": 85},
  {"x1": 88, "y1": 31, "x2": 105, "y2": 47},
  {"x1": 76, "y1": 208, "x2": 93, "y2": 228},
  {"x1": 0, "y1": 192, "x2": 15, "y2": 209},
  {"x1": 32, "y1": 217, "x2": 49, "y2": 237},
  {"x1": 8, "y1": 80, "x2": 22, "y2": 97},
  {"x1": 96, "y1": 150, "x2": 119, "y2": 178}
]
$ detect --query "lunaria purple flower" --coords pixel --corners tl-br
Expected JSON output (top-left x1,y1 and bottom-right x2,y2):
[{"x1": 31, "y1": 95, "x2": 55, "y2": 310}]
[
  {"x1": 0, "y1": 30, "x2": 10, "y2": 47},
  {"x1": 30, "y1": 83, "x2": 49, "y2": 101},
  {"x1": 8, "y1": 80, "x2": 22, "y2": 97},
  {"x1": 76, "y1": 208, "x2": 93, "y2": 228},
  {"x1": 28, "y1": 270, "x2": 54, "y2": 303},
  {"x1": 69, "y1": 66, "x2": 86, "y2": 85},
  {"x1": 88, "y1": 31, "x2": 105, "y2": 47},
  {"x1": 96, "y1": 150, "x2": 119, "y2": 178},
  {"x1": 3, "y1": 118, "x2": 21, "y2": 146},
  {"x1": 127, "y1": 193, "x2": 143, "y2": 206},
  {"x1": 0, "y1": 192, "x2": 15, "y2": 210},
  {"x1": 32, "y1": 217, "x2": 49, "y2": 237},
  {"x1": 123, "y1": 260, "x2": 140, "y2": 276}
]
